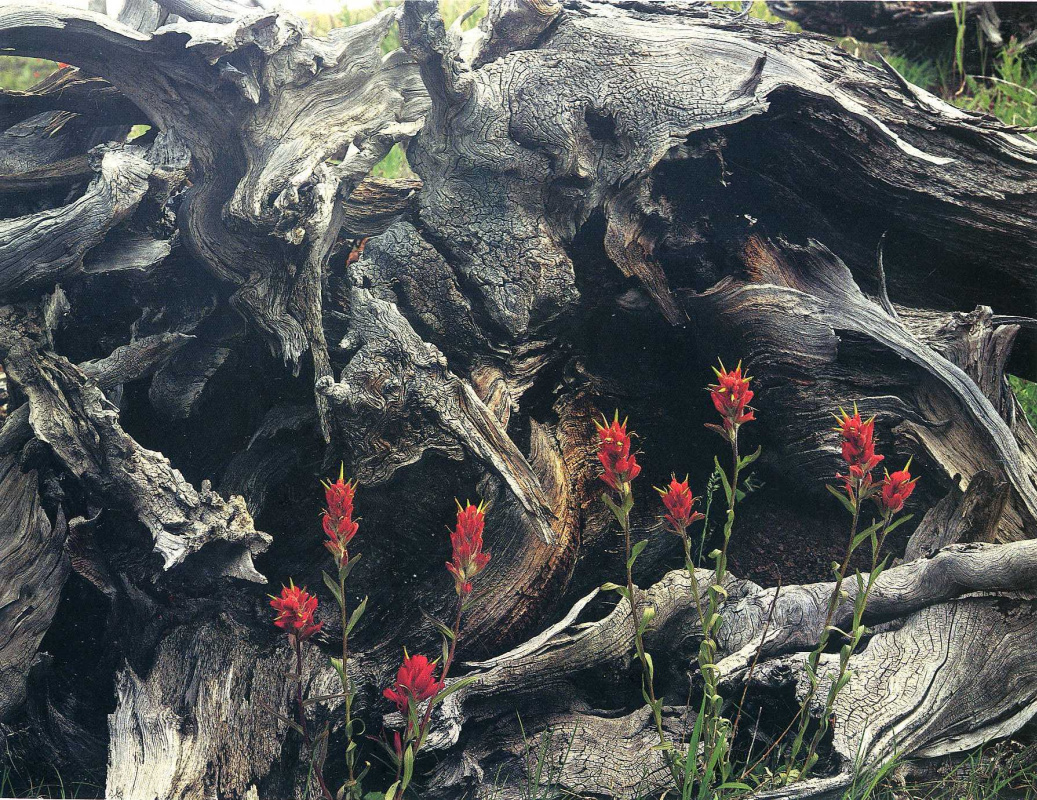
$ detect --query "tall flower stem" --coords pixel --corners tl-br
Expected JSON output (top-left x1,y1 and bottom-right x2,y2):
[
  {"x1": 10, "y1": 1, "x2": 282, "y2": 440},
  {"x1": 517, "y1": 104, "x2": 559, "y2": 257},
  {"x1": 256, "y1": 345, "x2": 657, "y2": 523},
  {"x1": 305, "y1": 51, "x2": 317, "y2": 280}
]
[
  {"x1": 294, "y1": 637, "x2": 335, "y2": 800},
  {"x1": 339, "y1": 573, "x2": 358, "y2": 796},
  {"x1": 699, "y1": 433, "x2": 741, "y2": 761},
  {"x1": 616, "y1": 481, "x2": 677, "y2": 781},
  {"x1": 784, "y1": 406, "x2": 885, "y2": 784},
  {"x1": 800, "y1": 506, "x2": 897, "y2": 779},
  {"x1": 787, "y1": 495, "x2": 860, "y2": 782},
  {"x1": 415, "y1": 595, "x2": 464, "y2": 753}
]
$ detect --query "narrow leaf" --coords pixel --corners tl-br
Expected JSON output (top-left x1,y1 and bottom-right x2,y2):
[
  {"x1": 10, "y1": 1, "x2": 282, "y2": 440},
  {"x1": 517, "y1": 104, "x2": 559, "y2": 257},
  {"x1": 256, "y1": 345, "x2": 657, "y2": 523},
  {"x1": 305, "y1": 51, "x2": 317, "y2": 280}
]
[{"x1": 322, "y1": 571, "x2": 343, "y2": 607}]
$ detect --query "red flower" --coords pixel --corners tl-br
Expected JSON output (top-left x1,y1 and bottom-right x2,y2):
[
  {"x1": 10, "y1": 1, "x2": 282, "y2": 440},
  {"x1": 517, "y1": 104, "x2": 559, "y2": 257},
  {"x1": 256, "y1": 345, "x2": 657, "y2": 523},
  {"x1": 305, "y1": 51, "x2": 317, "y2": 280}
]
[
  {"x1": 596, "y1": 413, "x2": 641, "y2": 491},
  {"x1": 383, "y1": 652, "x2": 444, "y2": 714},
  {"x1": 446, "y1": 501, "x2": 491, "y2": 596},
  {"x1": 656, "y1": 476, "x2": 705, "y2": 532},
  {"x1": 708, "y1": 361, "x2": 755, "y2": 436},
  {"x1": 878, "y1": 462, "x2": 917, "y2": 515},
  {"x1": 834, "y1": 406, "x2": 884, "y2": 498},
  {"x1": 270, "y1": 581, "x2": 322, "y2": 640},
  {"x1": 322, "y1": 467, "x2": 359, "y2": 568}
]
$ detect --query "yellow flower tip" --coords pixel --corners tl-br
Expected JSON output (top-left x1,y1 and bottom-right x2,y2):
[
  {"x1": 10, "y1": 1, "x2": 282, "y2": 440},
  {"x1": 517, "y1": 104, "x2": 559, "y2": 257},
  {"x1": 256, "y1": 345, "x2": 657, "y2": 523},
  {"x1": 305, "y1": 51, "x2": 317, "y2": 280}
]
[{"x1": 338, "y1": 462, "x2": 345, "y2": 482}]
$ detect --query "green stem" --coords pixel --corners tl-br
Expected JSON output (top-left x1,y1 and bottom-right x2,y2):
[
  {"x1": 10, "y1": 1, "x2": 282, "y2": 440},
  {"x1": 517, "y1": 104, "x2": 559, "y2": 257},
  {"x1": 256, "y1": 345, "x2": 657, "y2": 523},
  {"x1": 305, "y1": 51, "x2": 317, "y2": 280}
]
[
  {"x1": 340, "y1": 575, "x2": 357, "y2": 797},
  {"x1": 619, "y1": 482, "x2": 678, "y2": 785},
  {"x1": 295, "y1": 637, "x2": 335, "y2": 800},
  {"x1": 416, "y1": 595, "x2": 463, "y2": 753},
  {"x1": 788, "y1": 492, "x2": 861, "y2": 783},
  {"x1": 699, "y1": 432, "x2": 741, "y2": 768},
  {"x1": 800, "y1": 508, "x2": 895, "y2": 779}
]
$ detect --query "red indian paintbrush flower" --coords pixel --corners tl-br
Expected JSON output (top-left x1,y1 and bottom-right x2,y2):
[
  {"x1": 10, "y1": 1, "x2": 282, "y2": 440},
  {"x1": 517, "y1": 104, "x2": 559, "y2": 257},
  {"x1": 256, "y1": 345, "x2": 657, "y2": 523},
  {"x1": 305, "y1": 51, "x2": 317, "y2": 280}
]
[
  {"x1": 322, "y1": 466, "x2": 359, "y2": 568},
  {"x1": 596, "y1": 413, "x2": 641, "y2": 491},
  {"x1": 446, "y1": 501, "x2": 491, "y2": 596},
  {"x1": 383, "y1": 651, "x2": 444, "y2": 714},
  {"x1": 708, "y1": 361, "x2": 755, "y2": 437},
  {"x1": 270, "y1": 581, "x2": 322, "y2": 640},
  {"x1": 656, "y1": 476, "x2": 705, "y2": 532},
  {"x1": 877, "y1": 461, "x2": 917, "y2": 515},
  {"x1": 834, "y1": 405, "x2": 884, "y2": 499}
]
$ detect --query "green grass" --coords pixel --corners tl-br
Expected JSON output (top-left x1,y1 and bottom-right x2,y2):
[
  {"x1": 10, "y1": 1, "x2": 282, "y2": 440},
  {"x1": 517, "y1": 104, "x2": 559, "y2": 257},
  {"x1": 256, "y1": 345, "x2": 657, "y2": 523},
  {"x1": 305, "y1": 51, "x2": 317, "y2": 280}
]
[
  {"x1": 1, "y1": 765, "x2": 103, "y2": 799},
  {"x1": 0, "y1": 57, "x2": 61, "y2": 92}
]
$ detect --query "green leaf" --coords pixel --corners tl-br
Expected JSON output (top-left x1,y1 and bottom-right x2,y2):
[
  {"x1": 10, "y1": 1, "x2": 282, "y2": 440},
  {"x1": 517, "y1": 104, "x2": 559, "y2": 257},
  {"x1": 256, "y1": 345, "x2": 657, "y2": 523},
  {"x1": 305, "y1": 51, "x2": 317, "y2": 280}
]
[
  {"x1": 643, "y1": 652, "x2": 655, "y2": 682},
  {"x1": 339, "y1": 552, "x2": 362, "y2": 583},
  {"x1": 602, "y1": 492, "x2": 623, "y2": 522},
  {"x1": 883, "y1": 513, "x2": 914, "y2": 535},
  {"x1": 431, "y1": 674, "x2": 479, "y2": 705},
  {"x1": 384, "y1": 781, "x2": 399, "y2": 800},
  {"x1": 738, "y1": 445, "x2": 762, "y2": 470},
  {"x1": 420, "y1": 608, "x2": 456, "y2": 641},
  {"x1": 709, "y1": 583, "x2": 729, "y2": 601},
  {"x1": 637, "y1": 605, "x2": 656, "y2": 636},
  {"x1": 852, "y1": 521, "x2": 883, "y2": 550},
  {"x1": 826, "y1": 483, "x2": 857, "y2": 515},
  {"x1": 600, "y1": 581, "x2": 623, "y2": 592},
  {"x1": 683, "y1": 695, "x2": 707, "y2": 800},
  {"x1": 401, "y1": 745, "x2": 415, "y2": 792},
  {"x1": 627, "y1": 539, "x2": 648, "y2": 570},
  {"x1": 715, "y1": 457, "x2": 733, "y2": 505},
  {"x1": 346, "y1": 596, "x2": 368, "y2": 636},
  {"x1": 322, "y1": 571, "x2": 343, "y2": 607}
]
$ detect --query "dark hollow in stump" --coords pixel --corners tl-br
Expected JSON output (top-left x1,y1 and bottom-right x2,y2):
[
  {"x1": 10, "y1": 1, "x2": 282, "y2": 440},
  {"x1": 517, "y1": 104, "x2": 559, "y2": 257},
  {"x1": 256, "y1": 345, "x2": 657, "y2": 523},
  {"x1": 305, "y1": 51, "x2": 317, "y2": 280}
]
[{"x1": 0, "y1": 0, "x2": 1036, "y2": 797}]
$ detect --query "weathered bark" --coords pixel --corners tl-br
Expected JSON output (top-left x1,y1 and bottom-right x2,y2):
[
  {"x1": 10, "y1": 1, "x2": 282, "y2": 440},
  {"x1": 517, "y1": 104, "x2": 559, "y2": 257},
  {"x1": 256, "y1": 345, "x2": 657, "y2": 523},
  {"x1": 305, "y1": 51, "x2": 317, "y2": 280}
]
[{"x1": 0, "y1": 0, "x2": 1035, "y2": 797}]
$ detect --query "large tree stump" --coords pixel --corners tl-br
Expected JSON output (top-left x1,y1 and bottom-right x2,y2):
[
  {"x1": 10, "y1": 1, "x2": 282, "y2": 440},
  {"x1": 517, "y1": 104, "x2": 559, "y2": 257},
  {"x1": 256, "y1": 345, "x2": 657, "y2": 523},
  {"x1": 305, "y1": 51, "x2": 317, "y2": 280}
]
[{"x1": 0, "y1": 1, "x2": 1035, "y2": 797}]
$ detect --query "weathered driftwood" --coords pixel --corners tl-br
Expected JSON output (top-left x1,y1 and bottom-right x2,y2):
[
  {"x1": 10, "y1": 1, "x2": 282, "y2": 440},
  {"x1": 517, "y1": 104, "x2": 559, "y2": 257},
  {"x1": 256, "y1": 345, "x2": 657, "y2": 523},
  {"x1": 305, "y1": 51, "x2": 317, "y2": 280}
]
[{"x1": 0, "y1": 0, "x2": 1036, "y2": 797}]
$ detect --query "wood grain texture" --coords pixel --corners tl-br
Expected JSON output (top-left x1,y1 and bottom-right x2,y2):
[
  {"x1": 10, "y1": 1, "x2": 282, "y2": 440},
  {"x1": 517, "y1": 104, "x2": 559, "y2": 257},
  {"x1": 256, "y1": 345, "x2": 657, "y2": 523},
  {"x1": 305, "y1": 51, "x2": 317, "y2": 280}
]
[{"x1": 0, "y1": 0, "x2": 1034, "y2": 795}]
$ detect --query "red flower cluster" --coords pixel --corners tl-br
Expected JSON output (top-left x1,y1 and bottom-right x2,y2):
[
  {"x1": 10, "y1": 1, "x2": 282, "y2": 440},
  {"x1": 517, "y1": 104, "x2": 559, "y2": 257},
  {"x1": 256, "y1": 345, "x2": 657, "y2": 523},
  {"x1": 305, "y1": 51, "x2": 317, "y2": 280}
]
[
  {"x1": 382, "y1": 652, "x2": 444, "y2": 714},
  {"x1": 446, "y1": 501, "x2": 491, "y2": 596},
  {"x1": 323, "y1": 470, "x2": 359, "y2": 568},
  {"x1": 834, "y1": 406, "x2": 884, "y2": 500},
  {"x1": 657, "y1": 476, "x2": 705, "y2": 532},
  {"x1": 708, "y1": 362, "x2": 755, "y2": 436},
  {"x1": 270, "y1": 582, "x2": 322, "y2": 640},
  {"x1": 596, "y1": 414, "x2": 641, "y2": 490},
  {"x1": 878, "y1": 463, "x2": 917, "y2": 515}
]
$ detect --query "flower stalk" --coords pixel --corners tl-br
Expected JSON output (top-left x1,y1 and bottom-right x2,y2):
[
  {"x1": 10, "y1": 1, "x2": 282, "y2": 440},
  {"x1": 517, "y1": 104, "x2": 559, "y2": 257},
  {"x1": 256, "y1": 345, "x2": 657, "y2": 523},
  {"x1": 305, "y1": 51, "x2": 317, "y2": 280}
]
[
  {"x1": 321, "y1": 467, "x2": 367, "y2": 799},
  {"x1": 696, "y1": 360, "x2": 759, "y2": 781},
  {"x1": 595, "y1": 414, "x2": 674, "y2": 759},
  {"x1": 382, "y1": 500, "x2": 490, "y2": 799}
]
